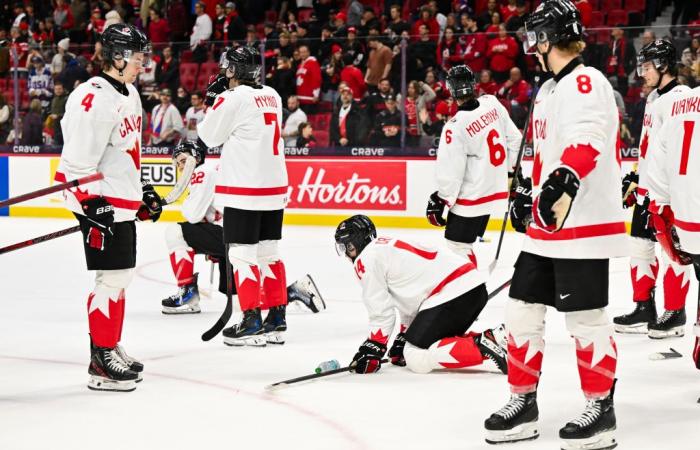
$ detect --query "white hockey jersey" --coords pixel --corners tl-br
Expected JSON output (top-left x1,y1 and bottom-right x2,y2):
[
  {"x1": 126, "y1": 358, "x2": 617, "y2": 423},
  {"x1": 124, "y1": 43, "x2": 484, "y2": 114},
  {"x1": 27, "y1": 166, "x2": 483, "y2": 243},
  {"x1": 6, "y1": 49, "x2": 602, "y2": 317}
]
[
  {"x1": 635, "y1": 81, "x2": 690, "y2": 203},
  {"x1": 435, "y1": 94, "x2": 522, "y2": 217},
  {"x1": 197, "y1": 84, "x2": 288, "y2": 211},
  {"x1": 522, "y1": 65, "x2": 628, "y2": 259},
  {"x1": 646, "y1": 87, "x2": 700, "y2": 254},
  {"x1": 56, "y1": 76, "x2": 143, "y2": 222},
  {"x1": 181, "y1": 163, "x2": 222, "y2": 225},
  {"x1": 353, "y1": 237, "x2": 485, "y2": 344}
]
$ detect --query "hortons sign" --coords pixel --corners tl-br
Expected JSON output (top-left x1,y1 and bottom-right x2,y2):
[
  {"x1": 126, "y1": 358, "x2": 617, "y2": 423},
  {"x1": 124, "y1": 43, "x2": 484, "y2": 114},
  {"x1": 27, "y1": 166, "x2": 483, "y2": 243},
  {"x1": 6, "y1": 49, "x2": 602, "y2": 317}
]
[{"x1": 286, "y1": 160, "x2": 407, "y2": 210}]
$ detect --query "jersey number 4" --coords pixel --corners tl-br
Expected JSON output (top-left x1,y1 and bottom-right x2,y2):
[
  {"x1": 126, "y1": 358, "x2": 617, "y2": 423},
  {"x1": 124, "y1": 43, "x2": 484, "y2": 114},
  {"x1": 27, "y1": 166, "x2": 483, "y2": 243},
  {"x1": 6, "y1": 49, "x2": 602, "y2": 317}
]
[
  {"x1": 81, "y1": 93, "x2": 94, "y2": 112},
  {"x1": 263, "y1": 112, "x2": 281, "y2": 155}
]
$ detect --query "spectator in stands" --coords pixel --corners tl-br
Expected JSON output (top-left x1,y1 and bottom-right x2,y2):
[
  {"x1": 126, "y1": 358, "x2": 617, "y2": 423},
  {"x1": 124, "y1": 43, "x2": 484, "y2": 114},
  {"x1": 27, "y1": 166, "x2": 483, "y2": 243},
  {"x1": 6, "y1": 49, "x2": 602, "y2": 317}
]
[
  {"x1": 629, "y1": 83, "x2": 652, "y2": 146},
  {"x1": 604, "y1": 26, "x2": 636, "y2": 96},
  {"x1": 485, "y1": 12, "x2": 502, "y2": 37},
  {"x1": 112, "y1": 0, "x2": 133, "y2": 23},
  {"x1": 12, "y1": 2, "x2": 27, "y2": 29},
  {"x1": 150, "y1": 88, "x2": 184, "y2": 145},
  {"x1": 501, "y1": 0, "x2": 518, "y2": 23},
  {"x1": 330, "y1": 85, "x2": 368, "y2": 147},
  {"x1": 505, "y1": 1, "x2": 528, "y2": 32},
  {"x1": 425, "y1": 69, "x2": 448, "y2": 100},
  {"x1": 213, "y1": 3, "x2": 226, "y2": 44},
  {"x1": 148, "y1": 7, "x2": 170, "y2": 48},
  {"x1": 373, "y1": 93, "x2": 402, "y2": 148},
  {"x1": 334, "y1": 12, "x2": 349, "y2": 36},
  {"x1": 420, "y1": 100, "x2": 450, "y2": 146},
  {"x1": 267, "y1": 56, "x2": 295, "y2": 105},
  {"x1": 90, "y1": 41, "x2": 105, "y2": 67},
  {"x1": 410, "y1": 25, "x2": 438, "y2": 81},
  {"x1": 343, "y1": 27, "x2": 365, "y2": 69},
  {"x1": 411, "y1": 6, "x2": 440, "y2": 42},
  {"x1": 86, "y1": 7, "x2": 105, "y2": 44},
  {"x1": 359, "y1": 6, "x2": 380, "y2": 37},
  {"x1": 275, "y1": 32, "x2": 294, "y2": 59},
  {"x1": 397, "y1": 80, "x2": 436, "y2": 147},
  {"x1": 156, "y1": 46, "x2": 179, "y2": 92},
  {"x1": 486, "y1": 24, "x2": 518, "y2": 83},
  {"x1": 478, "y1": 0, "x2": 499, "y2": 31},
  {"x1": 296, "y1": 122, "x2": 317, "y2": 148},
  {"x1": 190, "y1": 1, "x2": 213, "y2": 63},
  {"x1": 437, "y1": 26, "x2": 462, "y2": 71},
  {"x1": 282, "y1": 95, "x2": 307, "y2": 147},
  {"x1": 49, "y1": 81, "x2": 67, "y2": 145},
  {"x1": 317, "y1": 24, "x2": 334, "y2": 64},
  {"x1": 0, "y1": 92, "x2": 12, "y2": 144},
  {"x1": 184, "y1": 92, "x2": 206, "y2": 142},
  {"x1": 427, "y1": 1, "x2": 447, "y2": 40},
  {"x1": 9, "y1": 26, "x2": 29, "y2": 78},
  {"x1": 174, "y1": 86, "x2": 191, "y2": 115},
  {"x1": 574, "y1": 0, "x2": 592, "y2": 28},
  {"x1": 340, "y1": 53, "x2": 366, "y2": 102},
  {"x1": 347, "y1": 0, "x2": 364, "y2": 27},
  {"x1": 387, "y1": 4, "x2": 410, "y2": 37},
  {"x1": 461, "y1": 15, "x2": 487, "y2": 74},
  {"x1": 497, "y1": 67, "x2": 530, "y2": 128},
  {"x1": 51, "y1": 38, "x2": 72, "y2": 76},
  {"x1": 641, "y1": 31, "x2": 656, "y2": 48},
  {"x1": 297, "y1": 44, "x2": 322, "y2": 112},
  {"x1": 476, "y1": 69, "x2": 499, "y2": 96},
  {"x1": 321, "y1": 45, "x2": 343, "y2": 102},
  {"x1": 59, "y1": 55, "x2": 90, "y2": 91},
  {"x1": 70, "y1": 0, "x2": 89, "y2": 40},
  {"x1": 53, "y1": 0, "x2": 75, "y2": 33},
  {"x1": 363, "y1": 77, "x2": 393, "y2": 120},
  {"x1": 224, "y1": 2, "x2": 246, "y2": 44},
  {"x1": 28, "y1": 56, "x2": 53, "y2": 110},
  {"x1": 21, "y1": 99, "x2": 43, "y2": 145}
]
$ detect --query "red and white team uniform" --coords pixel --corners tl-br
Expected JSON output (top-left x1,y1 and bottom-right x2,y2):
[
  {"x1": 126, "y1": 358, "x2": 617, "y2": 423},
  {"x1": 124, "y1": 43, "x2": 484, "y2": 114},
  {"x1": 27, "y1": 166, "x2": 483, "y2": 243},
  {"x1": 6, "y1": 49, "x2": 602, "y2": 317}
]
[
  {"x1": 295, "y1": 56, "x2": 321, "y2": 107},
  {"x1": 436, "y1": 94, "x2": 522, "y2": 217},
  {"x1": 56, "y1": 76, "x2": 143, "y2": 222},
  {"x1": 353, "y1": 236, "x2": 489, "y2": 370},
  {"x1": 631, "y1": 82, "x2": 692, "y2": 310},
  {"x1": 511, "y1": 65, "x2": 623, "y2": 399}
]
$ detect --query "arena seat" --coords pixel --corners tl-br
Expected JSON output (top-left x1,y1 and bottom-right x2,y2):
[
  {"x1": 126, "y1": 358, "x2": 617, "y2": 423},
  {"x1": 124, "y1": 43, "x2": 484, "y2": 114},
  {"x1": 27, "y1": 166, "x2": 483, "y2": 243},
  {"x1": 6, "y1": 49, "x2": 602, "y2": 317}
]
[
  {"x1": 196, "y1": 62, "x2": 220, "y2": 92},
  {"x1": 606, "y1": 9, "x2": 628, "y2": 26},
  {"x1": 180, "y1": 63, "x2": 199, "y2": 92}
]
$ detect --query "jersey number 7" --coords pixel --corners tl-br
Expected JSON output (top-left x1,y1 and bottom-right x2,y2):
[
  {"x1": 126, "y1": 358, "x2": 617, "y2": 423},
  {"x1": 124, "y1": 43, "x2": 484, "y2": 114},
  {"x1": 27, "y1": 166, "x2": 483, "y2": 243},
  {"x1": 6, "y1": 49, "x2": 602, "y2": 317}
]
[{"x1": 263, "y1": 112, "x2": 281, "y2": 155}]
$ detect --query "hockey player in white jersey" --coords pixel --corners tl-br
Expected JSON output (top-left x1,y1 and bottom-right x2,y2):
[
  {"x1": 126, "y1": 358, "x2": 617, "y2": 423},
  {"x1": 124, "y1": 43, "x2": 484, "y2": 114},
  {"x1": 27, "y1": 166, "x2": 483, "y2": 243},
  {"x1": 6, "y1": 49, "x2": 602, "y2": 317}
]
[
  {"x1": 613, "y1": 39, "x2": 692, "y2": 338},
  {"x1": 197, "y1": 47, "x2": 289, "y2": 347},
  {"x1": 334, "y1": 215, "x2": 508, "y2": 375},
  {"x1": 427, "y1": 65, "x2": 522, "y2": 265},
  {"x1": 644, "y1": 86, "x2": 700, "y2": 371},
  {"x1": 56, "y1": 24, "x2": 162, "y2": 392},
  {"x1": 484, "y1": 2, "x2": 625, "y2": 448}
]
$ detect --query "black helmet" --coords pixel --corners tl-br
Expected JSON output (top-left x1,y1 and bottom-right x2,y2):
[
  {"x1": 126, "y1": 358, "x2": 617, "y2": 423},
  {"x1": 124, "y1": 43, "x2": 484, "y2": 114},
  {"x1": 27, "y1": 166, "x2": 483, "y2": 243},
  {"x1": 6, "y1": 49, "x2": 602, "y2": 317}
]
[
  {"x1": 219, "y1": 46, "x2": 262, "y2": 84},
  {"x1": 334, "y1": 215, "x2": 377, "y2": 260},
  {"x1": 446, "y1": 65, "x2": 476, "y2": 99},
  {"x1": 637, "y1": 39, "x2": 676, "y2": 77},
  {"x1": 172, "y1": 139, "x2": 206, "y2": 168},
  {"x1": 101, "y1": 24, "x2": 152, "y2": 69},
  {"x1": 523, "y1": 0, "x2": 582, "y2": 55}
]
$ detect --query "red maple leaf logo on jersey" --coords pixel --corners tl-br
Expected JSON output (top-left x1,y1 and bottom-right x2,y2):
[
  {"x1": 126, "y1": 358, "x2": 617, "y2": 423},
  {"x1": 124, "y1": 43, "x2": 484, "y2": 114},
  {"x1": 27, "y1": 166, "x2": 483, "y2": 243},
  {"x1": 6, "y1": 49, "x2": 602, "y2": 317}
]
[
  {"x1": 369, "y1": 329, "x2": 389, "y2": 345},
  {"x1": 126, "y1": 141, "x2": 141, "y2": 170},
  {"x1": 532, "y1": 150, "x2": 543, "y2": 187},
  {"x1": 560, "y1": 143, "x2": 600, "y2": 179},
  {"x1": 639, "y1": 132, "x2": 649, "y2": 159}
]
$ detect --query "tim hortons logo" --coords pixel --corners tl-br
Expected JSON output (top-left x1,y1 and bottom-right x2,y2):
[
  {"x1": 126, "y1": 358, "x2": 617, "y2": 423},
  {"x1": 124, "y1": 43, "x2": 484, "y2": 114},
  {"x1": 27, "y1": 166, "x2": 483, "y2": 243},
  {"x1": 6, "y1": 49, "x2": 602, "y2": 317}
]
[{"x1": 286, "y1": 161, "x2": 406, "y2": 210}]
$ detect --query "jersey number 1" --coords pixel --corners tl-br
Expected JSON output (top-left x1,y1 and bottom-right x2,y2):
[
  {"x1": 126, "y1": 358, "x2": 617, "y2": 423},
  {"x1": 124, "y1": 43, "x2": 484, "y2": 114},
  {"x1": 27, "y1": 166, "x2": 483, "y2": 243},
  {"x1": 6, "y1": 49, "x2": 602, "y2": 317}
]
[
  {"x1": 263, "y1": 113, "x2": 281, "y2": 155},
  {"x1": 679, "y1": 120, "x2": 695, "y2": 175}
]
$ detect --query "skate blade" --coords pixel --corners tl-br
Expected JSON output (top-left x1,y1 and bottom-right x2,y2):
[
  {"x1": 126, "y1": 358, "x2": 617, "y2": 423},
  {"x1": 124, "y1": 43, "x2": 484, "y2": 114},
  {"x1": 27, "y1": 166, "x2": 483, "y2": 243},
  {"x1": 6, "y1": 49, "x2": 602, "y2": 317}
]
[
  {"x1": 485, "y1": 421, "x2": 539, "y2": 445},
  {"x1": 613, "y1": 323, "x2": 647, "y2": 334},
  {"x1": 561, "y1": 429, "x2": 617, "y2": 450},
  {"x1": 88, "y1": 375, "x2": 136, "y2": 392},
  {"x1": 223, "y1": 335, "x2": 267, "y2": 347},
  {"x1": 265, "y1": 331, "x2": 285, "y2": 345},
  {"x1": 648, "y1": 326, "x2": 684, "y2": 339},
  {"x1": 162, "y1": 304, "x2": 201, "y2": 314}
]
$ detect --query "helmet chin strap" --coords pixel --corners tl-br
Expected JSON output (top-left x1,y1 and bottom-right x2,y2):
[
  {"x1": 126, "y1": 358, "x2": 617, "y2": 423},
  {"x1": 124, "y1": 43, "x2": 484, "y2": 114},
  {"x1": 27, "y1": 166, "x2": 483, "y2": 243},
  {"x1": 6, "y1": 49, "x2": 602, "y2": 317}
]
[{"x1": 539, "y1": 42, "x2": 553, "y2": 73}]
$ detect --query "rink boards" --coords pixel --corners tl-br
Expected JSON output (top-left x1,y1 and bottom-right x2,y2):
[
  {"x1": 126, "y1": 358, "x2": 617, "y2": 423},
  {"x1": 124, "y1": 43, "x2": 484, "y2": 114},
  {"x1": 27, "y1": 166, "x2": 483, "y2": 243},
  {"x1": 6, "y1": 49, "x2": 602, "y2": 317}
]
[{"x1": 0, "y1": 150, "x2": 637, "y2": 229}]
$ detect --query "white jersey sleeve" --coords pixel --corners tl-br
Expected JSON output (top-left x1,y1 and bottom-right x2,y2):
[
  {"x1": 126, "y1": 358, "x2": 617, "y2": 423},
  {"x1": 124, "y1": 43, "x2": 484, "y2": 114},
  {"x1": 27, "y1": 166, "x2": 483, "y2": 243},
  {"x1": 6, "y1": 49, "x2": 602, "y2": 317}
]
[
  {"x1": 197, "y1": 92, "x2": 237, "y2": 148},
  {"x1": 181, "y1": 164, "x2": 220, "y2": 224},
  {"x1": 353, "y1": 245, "x2": 396, "y2": 344},
  {"x1": 435, "y1": 116, "x2": 468, "y2": 207},
  {"x1": 501, "y1": 100, "x2": 523, "y2": 170}
]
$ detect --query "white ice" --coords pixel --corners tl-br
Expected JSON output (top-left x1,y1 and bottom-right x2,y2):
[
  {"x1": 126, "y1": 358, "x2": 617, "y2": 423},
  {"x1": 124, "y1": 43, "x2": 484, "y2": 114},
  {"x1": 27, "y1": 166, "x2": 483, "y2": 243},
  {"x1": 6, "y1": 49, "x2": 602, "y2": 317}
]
[{"x1": 1, "y1": 217, "x2": 698, "y2": 450}]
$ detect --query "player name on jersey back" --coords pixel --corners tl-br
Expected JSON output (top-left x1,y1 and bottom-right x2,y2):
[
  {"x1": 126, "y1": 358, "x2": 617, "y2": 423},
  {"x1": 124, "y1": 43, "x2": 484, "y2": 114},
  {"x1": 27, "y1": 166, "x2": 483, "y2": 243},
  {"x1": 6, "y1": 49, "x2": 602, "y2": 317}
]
[{"x1": 465, "y1": 107, "x2": 501, "y2": 137}]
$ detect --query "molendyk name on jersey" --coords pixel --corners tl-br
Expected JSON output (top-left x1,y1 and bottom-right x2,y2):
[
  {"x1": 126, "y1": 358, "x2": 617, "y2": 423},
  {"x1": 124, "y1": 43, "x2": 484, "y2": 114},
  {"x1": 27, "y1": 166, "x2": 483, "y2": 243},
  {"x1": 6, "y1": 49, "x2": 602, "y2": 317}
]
[
  {"x1": 253, "y1": 95, "x2": 278, "y2": 109},
  {"x1": 466, "y1": 108, "x2": 500, "y2": 137},
  {"x1": 671, "y1": 94, "x2": 700, "y2": 117},
  {"x1": 119, "y1": 114, "x2": 143, "y2": 138},
  {"x1": 534, "y1": 118, "x2": 547, "y2": 140}
]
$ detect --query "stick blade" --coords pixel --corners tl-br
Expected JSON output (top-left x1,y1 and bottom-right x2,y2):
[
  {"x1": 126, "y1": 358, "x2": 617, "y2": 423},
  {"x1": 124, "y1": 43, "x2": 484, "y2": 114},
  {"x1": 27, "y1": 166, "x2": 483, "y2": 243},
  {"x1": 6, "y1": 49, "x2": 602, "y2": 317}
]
[
  {"x1": 201, "y1": 298, "x2": 232, "y2": 341},
  {"x1": 264, "y1": 383, "x2": 287, "y2": 392}
]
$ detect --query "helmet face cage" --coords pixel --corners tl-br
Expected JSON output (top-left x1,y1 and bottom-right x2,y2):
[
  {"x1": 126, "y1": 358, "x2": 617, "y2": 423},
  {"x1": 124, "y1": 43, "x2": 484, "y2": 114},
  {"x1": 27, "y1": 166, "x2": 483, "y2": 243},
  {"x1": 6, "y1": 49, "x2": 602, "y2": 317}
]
[
  {"x1": 523, "y1": 0, "x2": 582, "y2": 55},
  {"x1": 636, "y1": 40, "x2": 675, "y2": 77},
  {"x1": 334, "y1": 215, "x2": 377, "y2": 259},
  {"x1": 116, "y1": 45, "x2": 153, "y2": 69},
  {"x1": 102, "y1": 25, "x2": 153, "y2": 69},
  {"x1": 221, "y1": 47, "x2": 262, "y2": 83}
]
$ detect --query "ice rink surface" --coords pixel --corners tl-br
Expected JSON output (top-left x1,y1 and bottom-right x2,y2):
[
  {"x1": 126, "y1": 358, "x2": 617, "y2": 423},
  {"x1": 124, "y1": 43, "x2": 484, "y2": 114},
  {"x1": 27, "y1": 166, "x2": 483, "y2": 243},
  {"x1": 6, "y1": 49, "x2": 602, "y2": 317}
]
[{"x1": 1, "y1": 217, "x2": 698, "y2": 450}]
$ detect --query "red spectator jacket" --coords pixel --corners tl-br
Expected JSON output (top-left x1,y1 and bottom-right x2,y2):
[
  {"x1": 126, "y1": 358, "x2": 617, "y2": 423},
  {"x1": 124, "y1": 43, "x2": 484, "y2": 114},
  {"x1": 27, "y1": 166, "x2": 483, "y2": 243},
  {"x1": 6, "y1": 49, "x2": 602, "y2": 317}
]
[
  {"x1": 149, "y1": 18, "x2": 170, "y2": 44},
  {"x1": 486, "y1": 36, "x2": 518, "y2": 73},
  {"x1": 437, "y1": 38, "x2": 463, "y2": 69},
  {"x1": 461, "y1": 32, "x2": 488, "y2": 73},
  {"x1": 476, "y1": 80, "x2": 499, "y2": 97},
  {"x1": 340, "y1": 65, "x2": 366, "y2": 102},
  {"x1": 575, "y1": 0, "x2": 592, "y2": 28},
  {"x1": 411, "y1": 18, "x2": 440, "y2": 42},
  {"x1": 501, "y1": 5, "x2": 518, "y2": 23},
  {"x1": 497, "y1": 78, "x2": 531, "y2": 107},
  {"x1": 296, "y1": 56, "x2": 322, "y2": 105}
]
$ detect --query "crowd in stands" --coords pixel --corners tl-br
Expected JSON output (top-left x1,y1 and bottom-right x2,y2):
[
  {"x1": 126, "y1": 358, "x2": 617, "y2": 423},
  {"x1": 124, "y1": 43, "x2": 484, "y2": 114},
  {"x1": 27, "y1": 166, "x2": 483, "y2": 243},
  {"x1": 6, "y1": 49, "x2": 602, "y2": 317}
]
[{"x1": 0, "y1": 0, "x2": 699, "y2": 149}]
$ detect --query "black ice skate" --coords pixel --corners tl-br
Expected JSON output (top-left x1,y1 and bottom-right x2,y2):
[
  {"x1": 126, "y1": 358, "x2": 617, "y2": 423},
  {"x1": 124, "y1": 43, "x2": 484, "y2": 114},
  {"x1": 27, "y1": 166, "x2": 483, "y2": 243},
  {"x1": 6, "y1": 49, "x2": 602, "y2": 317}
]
[
  {"x1": 222, "y1": 308, "x2": 266, "y2": 347},
  {"x1": 559, "y1": 387, "x2": 617, "y2": 450},
  {"x1": 484, "y1": 392, "x2": 539, "y2": 444},
  {"x1": 613, "y1": 292, "x2": 656, "y2": 334},
  {"x1": 263, "y1": 305, "x2": 287, "y2": 344},
  {"x1": 648, "y1": 308, "x2": 686, "y2": 339},
  {"x1": 476, "y1": 325, "x2": 508, "y2": 374},
  {"x1": 287, "y1": 274, "x2": 326, "y2": 313},
  {"x1": 115, "y1": 344, "x2": 144, "y2": 382},
  {"x1": 88, "y1": 345, "x2": 138, "y2": 392},
  {"x1": 162, "y1": 273, "x2": 201, "y2": 314}
]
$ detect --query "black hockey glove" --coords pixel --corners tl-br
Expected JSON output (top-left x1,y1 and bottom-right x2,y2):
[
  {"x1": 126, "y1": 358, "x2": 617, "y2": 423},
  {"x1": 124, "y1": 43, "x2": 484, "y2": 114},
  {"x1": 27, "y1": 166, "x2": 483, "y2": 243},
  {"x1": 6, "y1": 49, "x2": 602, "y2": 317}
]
[
  {"x1": 533, "y1": 168, "x2": 579, "y2": 232},
  {"x1": 509, "y1": 175, "x2": 532, "y2": 233},
  {"x1": 426, "y1": 191, "x2": 448, "y2": 227},
  {"x1": 388, "y1": 333, "x2": 407, "y2": 366},
  {"x1": 204, "y1": 73, "x2": 229, "y2": 107},
  {"x1": 137, "y1": 182, "x2": 163, "y2": 222},
  {"x1": 81, "y1": 197, "x2": 114, "y2": 251},
  {"x1": 351, "y1": 339, "x2": 387, "y2": 374},
  {"x1": 621, "y1": 170, "x2": 638, "y2": 209}
]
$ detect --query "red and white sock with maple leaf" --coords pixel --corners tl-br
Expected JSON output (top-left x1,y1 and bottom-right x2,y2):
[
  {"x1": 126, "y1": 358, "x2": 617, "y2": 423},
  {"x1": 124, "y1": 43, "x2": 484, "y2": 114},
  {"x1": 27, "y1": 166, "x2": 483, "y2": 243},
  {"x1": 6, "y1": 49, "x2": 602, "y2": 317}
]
[
  {"x1": 169, "y1": 247, "x2": 195, "y2": 287},
  {"x1": 507, "y1": 333, "x2": 544, "y2": 394},
  {"x1": 630, "y1": 256, "x2": 658, "y2": 302},
  {"x1": 87, "y1": 286, "x2": 125, "y2": 348},
  {"x1": 233, "y1": 264, "x2": 261, "y2": 311},
  {"x1": 663, "y1": 261, "x2": 691, "y2": 310},
  {"x1": 576, "y1": 336, "x2": 617, "y2": 398},
  {"x1": 429, "y1": 333, "x2": 485, "y2": 369},
  {"x1": 260, "y1": 260, "x2": 287, "y2": 309}
]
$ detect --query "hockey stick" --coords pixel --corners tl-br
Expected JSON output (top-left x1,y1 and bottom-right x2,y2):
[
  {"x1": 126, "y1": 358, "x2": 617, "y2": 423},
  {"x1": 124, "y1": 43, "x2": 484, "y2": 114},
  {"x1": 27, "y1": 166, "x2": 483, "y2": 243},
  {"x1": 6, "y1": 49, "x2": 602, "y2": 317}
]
[
  {"x1": 0, "y1": 173, "x2": 103, "y2": 209},
  {"x1": 487, "y1": 278, "x2": 512, "y2": 301},
  {"x1": 201, "y1": 242, "x2": 233, "y2": 341},
  {"x1": 265, "y1": 359, "x2": 390, "y2": 392},
  {"x1": 163, "y1": 155, "x2": 197, "y2": 205},
  {"x1": 0, "y1": 225, "x2": 80, "y2": 255},
  {"x1": 488, "y1": 89, "x2": 539, "y2": 274}
]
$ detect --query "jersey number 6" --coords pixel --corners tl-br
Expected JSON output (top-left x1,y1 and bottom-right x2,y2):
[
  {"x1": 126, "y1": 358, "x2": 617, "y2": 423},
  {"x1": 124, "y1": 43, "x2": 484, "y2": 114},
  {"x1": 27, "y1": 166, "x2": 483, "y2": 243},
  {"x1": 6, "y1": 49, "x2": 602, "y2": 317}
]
[{"x1": 487, "y1": 129, "x2": 506, "y2": 167}]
